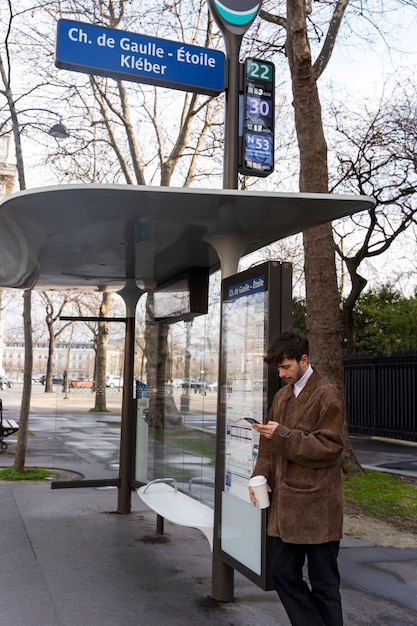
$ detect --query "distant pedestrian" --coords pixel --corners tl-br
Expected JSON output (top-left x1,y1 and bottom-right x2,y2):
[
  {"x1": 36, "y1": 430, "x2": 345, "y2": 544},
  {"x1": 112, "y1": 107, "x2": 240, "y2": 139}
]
[{"x1": 249, "y1": 328, "x2": 345, "y2": 626}]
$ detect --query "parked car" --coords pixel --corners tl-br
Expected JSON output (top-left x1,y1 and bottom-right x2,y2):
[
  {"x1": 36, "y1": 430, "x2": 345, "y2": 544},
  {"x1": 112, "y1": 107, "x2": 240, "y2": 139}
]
[
  {"x1": 70, "y1": 378, "x2": 94, "y2": 389},
  {"x1": 40, "y1": 374, "x2": 64, "y2": 386},
  {"x1": 0, "y1": 375, "x2": 13, "y2": 389},
  {"x1": 32, "y1": 372, "x2": 44, "y2": 383},
  {"x1": 181, "y1": 378, "x2": 205, "y2": 393},
  {"x1": 204, "y1": 381, "x2": 218, "y2": 392},
  {"x1": 106, "y1": 375, "x2": 123, "y2": 388}
]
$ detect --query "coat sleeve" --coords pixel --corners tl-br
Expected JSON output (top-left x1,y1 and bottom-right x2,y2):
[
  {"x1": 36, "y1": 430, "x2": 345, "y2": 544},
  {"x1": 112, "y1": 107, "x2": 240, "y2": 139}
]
[{"x1": 271, "y1": 392, "x2": 346, "y2": 468}]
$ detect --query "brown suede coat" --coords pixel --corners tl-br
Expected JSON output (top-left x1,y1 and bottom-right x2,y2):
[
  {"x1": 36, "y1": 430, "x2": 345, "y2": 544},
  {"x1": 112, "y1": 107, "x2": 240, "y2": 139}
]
[{"x1": 252, "y1": 370, "x2": 345, "y2": 544}]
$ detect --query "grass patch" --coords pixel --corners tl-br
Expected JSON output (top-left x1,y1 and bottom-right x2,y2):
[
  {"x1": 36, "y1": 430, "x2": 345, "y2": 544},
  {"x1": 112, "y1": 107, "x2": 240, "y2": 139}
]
[
  {"x1": 343, "y1": 469, "x2": 417, "y2": 532},
  {"x1": 179, "y1": 437, "x2": 216, "y2": 460},
  {"x1": 97, "y1": 420, "x2": 121, "y2": 427},
  {"x1": 148, "y1": 427, "x2": 216, "y2": 462},
  {"x1": 0, "y1": 467, "x2": 52, "y2": 481}
]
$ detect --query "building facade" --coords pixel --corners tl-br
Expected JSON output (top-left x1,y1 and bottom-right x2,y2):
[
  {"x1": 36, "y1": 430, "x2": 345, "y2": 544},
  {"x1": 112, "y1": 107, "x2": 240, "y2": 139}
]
[{"x1": 3, "y1": 340, "x2": 124, "y2": 382}]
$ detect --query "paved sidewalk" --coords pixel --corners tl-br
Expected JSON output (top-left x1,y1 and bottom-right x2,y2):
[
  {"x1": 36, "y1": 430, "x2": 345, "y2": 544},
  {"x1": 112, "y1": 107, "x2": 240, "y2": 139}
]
[
  {"x1": 1, "y1": 483, "x2": 417, "y2": 626},
  {"x1": 1, "y1": 386, "x2": 417, "y2": 625}
]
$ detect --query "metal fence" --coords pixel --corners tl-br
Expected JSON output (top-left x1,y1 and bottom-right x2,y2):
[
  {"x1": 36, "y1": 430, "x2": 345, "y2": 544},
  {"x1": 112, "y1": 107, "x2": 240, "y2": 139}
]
[{"x1": 344, "y1": 354, "x2": 417, "y2": 442}]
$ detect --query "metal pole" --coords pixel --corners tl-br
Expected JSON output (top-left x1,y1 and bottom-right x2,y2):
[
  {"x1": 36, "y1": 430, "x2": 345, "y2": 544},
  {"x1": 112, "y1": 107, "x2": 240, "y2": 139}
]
[
  {"x1": 117, "y1": 217, "x2": 145, "y2": 514},
  {"x1": 117, "y1": 310, "x2": 135, "y2": 513},
  {"x1": 117, "y1": 281, "x2": 143, "y2": 513},
  {"x1": 211, "y1": 30, "x2": 243, "y2": 603},
  {"x1": 223, "y1": 32, "x2": 243, "y2": 189}
]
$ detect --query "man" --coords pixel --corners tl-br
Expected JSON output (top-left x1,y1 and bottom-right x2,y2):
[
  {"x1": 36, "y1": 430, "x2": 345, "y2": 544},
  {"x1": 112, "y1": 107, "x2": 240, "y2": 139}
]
[{"x1": 249, "y1": 328, "x2": 345, "y2": 626}]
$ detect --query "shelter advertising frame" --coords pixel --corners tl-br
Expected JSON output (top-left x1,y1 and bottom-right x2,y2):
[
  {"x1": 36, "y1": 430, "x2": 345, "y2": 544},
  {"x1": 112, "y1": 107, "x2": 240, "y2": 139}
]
[{"x1": 216, "y1": 261, "x2": 292, "y2": 590}]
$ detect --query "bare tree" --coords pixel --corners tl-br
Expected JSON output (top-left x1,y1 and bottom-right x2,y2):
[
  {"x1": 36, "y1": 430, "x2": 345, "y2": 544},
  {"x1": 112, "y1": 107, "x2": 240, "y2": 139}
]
[
  {"x1": 0, "y1": 136, "x2": 17, "y2": 378},
  {"x1": 37, "y1": 291, "x2": 78, "y2": 391},
  {"x1": 0, "y1": 1, "x2": 36, "y2": 472},
  {"x1": 260, "y1": 0, "x2": 349, "y2": 390},
  {"x1": 259, "y1": 1, "x2": 361, "y2": 474},
  {"x1": 68, "y1": 290, "x2": 120, "y2": 411},
  {"x1": 258, "y1": 0, "x2": 417, "y2": 473},
  {"x1": 29, "y1": 0, "x2": 224, "y2": 189},
  {"x1": 329, "y1": 79, "x2": 417, "y2": 350},
  {"x1": 37, "y1": 1, "x2": 224, "y2": 423},
  {"x1": 258, "y1": 0, "x2": 417, "y2": 372}
]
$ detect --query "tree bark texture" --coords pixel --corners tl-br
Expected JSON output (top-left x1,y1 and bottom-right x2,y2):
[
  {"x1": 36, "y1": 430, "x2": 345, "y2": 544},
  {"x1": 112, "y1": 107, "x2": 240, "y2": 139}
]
[
  {"x1": 94, "y1": 291, "x2": 113, "y2": 411},
  {"x1": 145, "y1": 294, "x2": 181, "y2": 430},
  {"x1": 285, "y1": 0, "x2": 361, "y2": 474},
  {"x1": 44, "y1": 312, "x2": 56, "y2": 393},
  {"x1": 14, "y1": 291, "x2": 32, "y2": 473},
  {"x1": 286, "y1": 0, "x2": 343, "y2": 391}
]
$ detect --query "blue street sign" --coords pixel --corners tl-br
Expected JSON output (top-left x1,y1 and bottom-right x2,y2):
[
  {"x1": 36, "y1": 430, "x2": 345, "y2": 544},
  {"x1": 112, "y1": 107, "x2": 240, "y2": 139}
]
[{"x1": 55, "y1": 20, "x2": 226, "y2": 96}]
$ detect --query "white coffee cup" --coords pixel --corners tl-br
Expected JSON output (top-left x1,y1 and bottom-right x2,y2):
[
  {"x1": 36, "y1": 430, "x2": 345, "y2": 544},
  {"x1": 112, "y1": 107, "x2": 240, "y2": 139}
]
[{"x1": 249, "y1": 475, "x2": 270, "y2": 509}]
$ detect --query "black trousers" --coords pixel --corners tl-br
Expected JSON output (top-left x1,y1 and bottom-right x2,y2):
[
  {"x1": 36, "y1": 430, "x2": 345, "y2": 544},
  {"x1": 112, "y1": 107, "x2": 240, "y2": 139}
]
[{"x1": 271, "y1": 537, "x2": 343, "y2": 626}]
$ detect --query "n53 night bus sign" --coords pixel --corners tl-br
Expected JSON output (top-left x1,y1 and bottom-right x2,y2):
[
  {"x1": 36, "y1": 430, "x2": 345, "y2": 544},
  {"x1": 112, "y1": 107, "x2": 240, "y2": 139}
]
[{"x1": 239, "y1": 58, "x2": 275, "y2": 177}]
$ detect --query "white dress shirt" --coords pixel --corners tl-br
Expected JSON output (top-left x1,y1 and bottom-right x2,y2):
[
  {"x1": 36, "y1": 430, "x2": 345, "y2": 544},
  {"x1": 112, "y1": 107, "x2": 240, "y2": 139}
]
[{"x1": 293, "y1": 364, "x2": 313, "y2": 397}]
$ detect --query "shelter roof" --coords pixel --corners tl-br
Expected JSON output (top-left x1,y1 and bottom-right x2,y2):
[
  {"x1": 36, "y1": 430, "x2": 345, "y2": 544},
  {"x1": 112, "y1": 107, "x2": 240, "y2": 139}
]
[{"x1": 0, "y1": 184, "x2": 375, "y2": 290}]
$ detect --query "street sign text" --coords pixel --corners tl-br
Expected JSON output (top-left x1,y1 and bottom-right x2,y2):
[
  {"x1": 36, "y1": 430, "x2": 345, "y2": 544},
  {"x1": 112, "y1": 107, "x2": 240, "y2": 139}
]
[{"x1": 55, "y1": 20, "x2": 226, "y2": 96}]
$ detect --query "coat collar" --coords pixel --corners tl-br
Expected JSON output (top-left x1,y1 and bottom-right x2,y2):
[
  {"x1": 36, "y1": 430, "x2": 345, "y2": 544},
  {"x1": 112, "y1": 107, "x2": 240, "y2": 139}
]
[{"x1": 281, "y1": 368, "x2": 321, "y2": 400}]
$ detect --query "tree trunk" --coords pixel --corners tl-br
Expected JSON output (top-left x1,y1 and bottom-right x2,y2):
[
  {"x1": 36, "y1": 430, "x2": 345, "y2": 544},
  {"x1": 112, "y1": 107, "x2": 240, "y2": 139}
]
[
  {"x1": 43, "y1": 295, "x2": 57, "y2": 393},
  {"x1": 13, "y1": 291, "x2": 32, "y2": 473},
  {"x1": 94, "y1": 291, "x2": 113, "y2": 411},
  {"x1": 286, "y1": 0, "x2": 361, "y2": 475},
  {"x1": 303, "y1": 225, "x2": 344, "y2": 388},
  {"x1": 343, "y1": 263, "x2": 367, "y2": 353},
  {"x1": 286, "y1": 0, "x2": 343, "y2": 388},
  {"x1": 44, "y1": 322, "x2": 56, "y2": 393},
  {"x1": 144, "y1": 294, "x2": 181, "y2": 430},
  {"x1": 342, "y1": 419, "x2": 365, "y2": 476}
]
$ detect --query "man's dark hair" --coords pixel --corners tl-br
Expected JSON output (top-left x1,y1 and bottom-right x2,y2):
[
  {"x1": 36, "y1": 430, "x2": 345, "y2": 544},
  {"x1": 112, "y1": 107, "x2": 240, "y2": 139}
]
[{"x1": 265, "y1": 328, "x2": 309, "y2": 365}]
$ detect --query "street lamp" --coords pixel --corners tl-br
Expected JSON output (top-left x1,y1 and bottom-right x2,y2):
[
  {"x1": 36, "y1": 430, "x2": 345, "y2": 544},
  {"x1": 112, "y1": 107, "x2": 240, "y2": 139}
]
[{"x1": 48, "y1": 122, "x2": 70, "y2": 139}]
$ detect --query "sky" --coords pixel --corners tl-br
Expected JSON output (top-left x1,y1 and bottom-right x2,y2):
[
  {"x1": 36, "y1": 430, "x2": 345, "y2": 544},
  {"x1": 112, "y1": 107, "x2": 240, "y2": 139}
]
[{"x1": 324, "y1": 7, "x2": 417, "y2": 100}]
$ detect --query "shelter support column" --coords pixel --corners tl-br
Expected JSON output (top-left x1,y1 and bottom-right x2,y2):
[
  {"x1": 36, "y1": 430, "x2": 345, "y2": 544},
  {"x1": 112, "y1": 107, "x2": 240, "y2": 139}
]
[
  {"x1": 205, "y1": 229, "x2": 249, "y2": 602},
  {"x1": 117, "y1": 280, "x2": 145, "y2": 514}
]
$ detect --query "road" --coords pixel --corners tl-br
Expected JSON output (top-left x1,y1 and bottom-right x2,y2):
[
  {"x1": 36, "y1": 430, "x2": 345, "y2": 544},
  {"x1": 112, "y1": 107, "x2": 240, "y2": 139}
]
[{"x1": 2, "y1": 383, "x2": 417, "y2": 481}]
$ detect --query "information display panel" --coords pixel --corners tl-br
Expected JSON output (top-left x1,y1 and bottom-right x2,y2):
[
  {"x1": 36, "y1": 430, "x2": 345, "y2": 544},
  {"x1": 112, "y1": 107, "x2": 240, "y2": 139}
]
[
  {"x1": 217, "y1": 261, "x2": 292, "y2": 589},
  {"x1": 239, "y1": 58, "x2": 275, "y2": 177},
  {"x1": 153, "y1": 267, "x2": 209, "y2": 323}
]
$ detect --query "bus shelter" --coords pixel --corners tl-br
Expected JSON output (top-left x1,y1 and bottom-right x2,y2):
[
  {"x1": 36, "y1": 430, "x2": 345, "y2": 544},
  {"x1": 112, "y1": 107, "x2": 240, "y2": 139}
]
[{"x1": 0, "y1": 183, "x2": 375, "y2": 511}]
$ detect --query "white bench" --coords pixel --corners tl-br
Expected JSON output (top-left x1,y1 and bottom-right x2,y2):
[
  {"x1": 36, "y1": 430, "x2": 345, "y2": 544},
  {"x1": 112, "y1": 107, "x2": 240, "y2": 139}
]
[{"x1": 138, "y1": 478, "x2": 214, "y2": 550}]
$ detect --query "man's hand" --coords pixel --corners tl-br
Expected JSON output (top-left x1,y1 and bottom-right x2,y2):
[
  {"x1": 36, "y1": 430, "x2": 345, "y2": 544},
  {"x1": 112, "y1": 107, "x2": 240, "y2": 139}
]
[
  {"x1": 252, "y1": 420, "x2": 278, "y2": 439},
  {"x1": 248, "y1": 485, "x2": 257, "y2": 506},
  {"x1": 248, "y1": 481, "x2": 272, "y2": 506}
]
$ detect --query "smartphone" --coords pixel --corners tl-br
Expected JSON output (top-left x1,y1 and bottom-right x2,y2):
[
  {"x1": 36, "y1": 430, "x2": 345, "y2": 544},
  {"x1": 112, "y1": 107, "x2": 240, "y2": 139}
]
[{"x1": 244, "y1": 417, "x2": 260, "y2": 425}]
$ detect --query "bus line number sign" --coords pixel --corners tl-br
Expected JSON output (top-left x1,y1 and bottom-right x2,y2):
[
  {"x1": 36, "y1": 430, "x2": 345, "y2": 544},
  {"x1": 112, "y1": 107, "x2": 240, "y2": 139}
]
[{"x1": 239, "y1": 58, "x2": 275, "y2": 178}]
